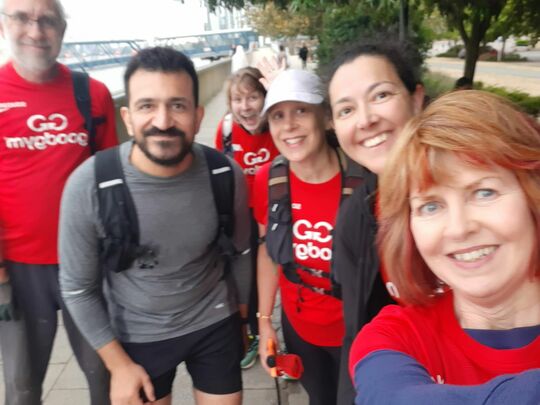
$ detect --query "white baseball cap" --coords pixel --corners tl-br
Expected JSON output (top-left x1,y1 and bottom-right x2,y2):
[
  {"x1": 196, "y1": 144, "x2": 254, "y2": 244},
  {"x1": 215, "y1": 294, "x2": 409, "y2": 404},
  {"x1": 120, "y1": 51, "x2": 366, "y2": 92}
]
[{"x1": 261, "y1": 69, "x2": 324, "y2": 115}]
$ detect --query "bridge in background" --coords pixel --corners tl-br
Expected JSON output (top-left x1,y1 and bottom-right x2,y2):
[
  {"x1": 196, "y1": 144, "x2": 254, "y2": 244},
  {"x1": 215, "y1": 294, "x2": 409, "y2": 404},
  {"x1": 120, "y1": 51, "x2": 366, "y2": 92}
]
[{"x1": 58, "y1": 29, "x2": 258, "y2": 72}]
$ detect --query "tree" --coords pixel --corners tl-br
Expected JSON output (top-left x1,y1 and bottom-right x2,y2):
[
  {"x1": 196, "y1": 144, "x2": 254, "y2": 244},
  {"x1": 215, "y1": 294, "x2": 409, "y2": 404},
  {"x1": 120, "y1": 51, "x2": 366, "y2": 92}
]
[
  {"x1": 316, "y1": 1, "x2": 400, "y2": 64},
  {"x1": 424, "y1": 0, "x2": 505, "y2": 81},
  {"x1": 485, "y1": 0, "x2": 540, "y2": 59},
  {"x1": 245, "y1": 2, "x2": 318, "y2": 39},
  {"x1": 365, "y1": 0, "x2": 411, "y2": 41}
]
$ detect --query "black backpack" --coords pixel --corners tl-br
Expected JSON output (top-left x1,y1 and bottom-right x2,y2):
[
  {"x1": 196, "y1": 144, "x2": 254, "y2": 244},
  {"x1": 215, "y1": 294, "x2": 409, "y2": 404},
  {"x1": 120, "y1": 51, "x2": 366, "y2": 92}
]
[
  {"x1": 71, "y1": 70, "x2": 96, "y2": 154},
  {"x1": 94, "y1": 144, "x2": 236, "y2": 273},
  {"x1": 265, "y1": 148, "x2": 365, "y2": 298}
]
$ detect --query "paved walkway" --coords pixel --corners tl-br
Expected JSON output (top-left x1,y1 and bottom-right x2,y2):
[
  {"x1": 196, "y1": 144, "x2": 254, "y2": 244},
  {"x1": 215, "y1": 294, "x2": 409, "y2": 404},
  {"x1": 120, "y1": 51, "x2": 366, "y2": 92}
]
[
  {"x1": 426, "y1": 57, "x2": 540, "y2": 96},
  {"x1": 0, "y1": 48, "x2": 310, "y2": 405}
]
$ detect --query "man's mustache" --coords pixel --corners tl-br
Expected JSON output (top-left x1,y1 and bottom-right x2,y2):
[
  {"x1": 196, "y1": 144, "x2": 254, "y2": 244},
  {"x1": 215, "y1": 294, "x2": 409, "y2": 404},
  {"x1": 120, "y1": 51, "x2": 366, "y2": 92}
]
[{"x1": 143, "y1": 127, "x2": 186, "y2": 138}]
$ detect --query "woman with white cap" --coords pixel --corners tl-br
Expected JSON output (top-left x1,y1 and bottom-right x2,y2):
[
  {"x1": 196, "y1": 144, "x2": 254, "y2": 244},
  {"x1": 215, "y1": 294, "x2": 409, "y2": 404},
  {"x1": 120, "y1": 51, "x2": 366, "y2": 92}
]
[{"x1": 252, "y1": 69, "x2": 369, "y2": 405}]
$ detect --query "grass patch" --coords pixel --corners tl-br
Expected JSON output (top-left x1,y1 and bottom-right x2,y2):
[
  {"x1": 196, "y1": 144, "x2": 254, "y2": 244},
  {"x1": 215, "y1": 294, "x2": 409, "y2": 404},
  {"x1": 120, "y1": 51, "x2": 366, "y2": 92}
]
[
  {"x1": 423, "y1": 71, "x2": 540, "y2": 117},
  {"x1": 422, "y1": 71, "x2": 454, "y2": 99},
  {"x1": 476, "y1": 83, "x2": 540, "y2": 116}
]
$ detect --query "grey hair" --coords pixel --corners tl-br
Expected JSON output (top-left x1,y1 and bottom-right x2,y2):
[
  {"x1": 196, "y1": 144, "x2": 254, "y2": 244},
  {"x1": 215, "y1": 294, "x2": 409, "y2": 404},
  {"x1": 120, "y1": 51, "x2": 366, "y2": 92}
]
[{"x1": 0, "y1": 0, "x2": 67, "y2": 23}]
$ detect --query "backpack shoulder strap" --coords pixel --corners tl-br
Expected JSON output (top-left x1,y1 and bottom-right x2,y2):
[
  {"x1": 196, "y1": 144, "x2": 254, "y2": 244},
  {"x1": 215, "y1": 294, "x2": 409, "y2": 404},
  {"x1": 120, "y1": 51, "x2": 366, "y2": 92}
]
[
  {"x1": 266, "y1": 155, "x2": 295, "y2": 265},
  {"x1": 201, "y1": 144, "x2": 235, "y2": 242},
  {"x1": 221, "y1": 113, "x2": 234, "y2": 158},
  {"x1": 71, "y1": 70, "x2": 96, "y2": 155},
  {"x1": 268, "y1": 155, "x2": 289, "y2": 209},
  {"x1": 95, "y1": 147, "x2": 140, "y2": 272},
  {"x1": 337, "y1": 147, "x2": 365, "y2": 202}
]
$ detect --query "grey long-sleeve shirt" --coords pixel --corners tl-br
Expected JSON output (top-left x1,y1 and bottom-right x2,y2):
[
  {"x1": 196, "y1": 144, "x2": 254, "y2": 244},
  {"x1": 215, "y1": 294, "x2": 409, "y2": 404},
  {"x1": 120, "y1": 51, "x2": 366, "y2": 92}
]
[{"x1": 59, "y1": 141, "x2": 251, "y2": 349}]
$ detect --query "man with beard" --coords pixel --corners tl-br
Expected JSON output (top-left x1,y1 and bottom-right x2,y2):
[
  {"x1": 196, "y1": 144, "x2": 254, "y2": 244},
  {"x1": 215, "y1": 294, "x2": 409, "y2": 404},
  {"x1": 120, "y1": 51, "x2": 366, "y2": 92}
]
[
  {"x1": 0, "y1": 0, "x2": 117, "y2": 403},
  {"x1": 59, "y1": 47, "x2": 251, "y2": 405}
]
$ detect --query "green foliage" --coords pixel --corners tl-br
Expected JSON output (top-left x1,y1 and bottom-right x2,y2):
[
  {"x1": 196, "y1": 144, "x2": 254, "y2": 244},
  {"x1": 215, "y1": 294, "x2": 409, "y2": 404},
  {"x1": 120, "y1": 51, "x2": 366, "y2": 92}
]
[
  {"x1": 245, "y1": 3, "x2": 319, "y2": 38},
  {"x1": 423, "y1": 71, "x2": 540, "y2": 116},
  {"x1": 436, "y1": 44, "x2": 463, "y2": 57},
  {"x1": 316, "y1": 3, "x2": 379, "y2": 65},
  {"x1": 422, "y1": 71, "x2": 454, "y2": 98},
  {"x1": 476, "y1": 83, "x2": 540, "y2": 116},
  {"x1": 515, "y1": 39, "x2": 529, "y2": 46},
  {"x1": 422, "y1": 7, "x2": 459, "y2": 41},
  {"x1": 423, "y1": 0, "x2": 506, "y2": 80},
  {"x1": 316, "y1": 1, "x2": 431, "y2": 66}
]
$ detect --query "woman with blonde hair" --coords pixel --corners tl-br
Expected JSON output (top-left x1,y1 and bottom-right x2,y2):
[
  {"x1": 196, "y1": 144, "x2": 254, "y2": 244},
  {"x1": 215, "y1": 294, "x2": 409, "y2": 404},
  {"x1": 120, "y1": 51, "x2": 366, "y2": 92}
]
[
  {"x1": 349, "y1": 90, "x2": 540, "y2": 403},
  {"x1": 215, "y1": 66, "x2": 279, "y2": 368}
]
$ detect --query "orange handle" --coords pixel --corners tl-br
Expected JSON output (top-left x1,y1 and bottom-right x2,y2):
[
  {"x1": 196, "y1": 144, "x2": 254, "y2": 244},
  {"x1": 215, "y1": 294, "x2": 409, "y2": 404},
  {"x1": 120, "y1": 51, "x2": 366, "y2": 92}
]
[{"x1": 266, "y1": 338, "x2": 278, "y2": 377}]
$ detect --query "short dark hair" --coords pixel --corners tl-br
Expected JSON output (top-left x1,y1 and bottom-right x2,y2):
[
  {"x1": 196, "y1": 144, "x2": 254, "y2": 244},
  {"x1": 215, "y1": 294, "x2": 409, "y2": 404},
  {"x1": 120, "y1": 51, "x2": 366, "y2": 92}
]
[
  {"x1": 124, "y1": 46, "x2": 199, "y2": 106},
  {"x1": 454, "y1": 76, "x2": 473, "y2": 90},
  {"x1": 324, "y1": 38, "x2": 423, "y2": 95}
]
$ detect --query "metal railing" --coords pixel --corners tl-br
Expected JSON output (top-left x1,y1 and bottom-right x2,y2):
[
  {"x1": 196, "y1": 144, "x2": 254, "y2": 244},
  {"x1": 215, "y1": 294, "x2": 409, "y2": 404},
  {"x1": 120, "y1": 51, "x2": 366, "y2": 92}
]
[{"x1": 59, "y1": 29, "x2": 258, "y2": 72}]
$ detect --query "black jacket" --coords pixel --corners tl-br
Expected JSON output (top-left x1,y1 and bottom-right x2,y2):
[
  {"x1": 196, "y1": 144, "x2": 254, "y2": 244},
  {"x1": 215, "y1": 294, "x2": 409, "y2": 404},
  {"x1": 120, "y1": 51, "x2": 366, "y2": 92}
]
[{"x1": 333, "y1": 170, "x2": 394, "y2": 404}]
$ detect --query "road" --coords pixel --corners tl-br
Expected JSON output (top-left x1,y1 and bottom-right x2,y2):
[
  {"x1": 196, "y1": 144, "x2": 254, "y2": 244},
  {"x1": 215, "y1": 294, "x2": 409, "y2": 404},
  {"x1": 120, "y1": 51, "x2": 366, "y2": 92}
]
[{"x1": 426, "y1": 57, "x2": 540, "y2": 96}]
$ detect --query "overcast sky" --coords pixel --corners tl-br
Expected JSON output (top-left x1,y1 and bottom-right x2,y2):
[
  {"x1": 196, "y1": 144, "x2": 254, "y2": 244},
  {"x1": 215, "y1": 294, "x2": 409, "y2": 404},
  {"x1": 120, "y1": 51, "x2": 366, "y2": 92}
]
[{"x1": 62, "y1": 0, "x2": 209, "y2": 41}]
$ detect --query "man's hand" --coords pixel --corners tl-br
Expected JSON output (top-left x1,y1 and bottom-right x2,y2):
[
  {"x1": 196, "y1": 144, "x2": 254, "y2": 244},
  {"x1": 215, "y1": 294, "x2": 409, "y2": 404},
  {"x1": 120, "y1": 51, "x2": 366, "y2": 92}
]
[
  {"x1": 109, "y1": 361, "x2": 155, "y2": 405},
  {"x1": 0, "y1": 281, "x2": 18, "y2": 321},
  {"x1": 98, "y1": 340, "x2": 156, "y2": 405}
]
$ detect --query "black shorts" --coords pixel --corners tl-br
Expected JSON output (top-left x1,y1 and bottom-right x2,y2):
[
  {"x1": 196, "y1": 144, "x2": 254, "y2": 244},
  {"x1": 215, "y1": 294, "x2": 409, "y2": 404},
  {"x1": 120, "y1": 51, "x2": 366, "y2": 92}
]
[{"x1": 122, "y1": 314, "x2": 243, "y2": 401}]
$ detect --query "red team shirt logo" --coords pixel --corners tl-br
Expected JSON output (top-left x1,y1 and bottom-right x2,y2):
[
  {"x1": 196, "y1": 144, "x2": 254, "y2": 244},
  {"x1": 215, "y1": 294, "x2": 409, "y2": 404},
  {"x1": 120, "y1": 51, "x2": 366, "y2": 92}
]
[
  {"x1": 27, "y1": 113, "x2": 68, "y2": 132},
  {"x1": 4, "y1": 113, "x2": 89, "y2": 150},
  {"x1": 242, "y1": 147, "x2": 271, "y2": 175},
  {"x1": 292, "y1": 219, "x2": 333, "y2": 261}
]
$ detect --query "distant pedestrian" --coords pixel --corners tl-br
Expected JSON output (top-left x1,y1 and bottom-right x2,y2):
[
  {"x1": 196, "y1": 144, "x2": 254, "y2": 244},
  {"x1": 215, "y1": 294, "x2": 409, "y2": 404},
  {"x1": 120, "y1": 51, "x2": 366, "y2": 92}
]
[
  {"x1": 299, "y1": 43, "x2": 309, "y2": 69},
  {"x1": 277, "y1": 44, "x2": 289, "y2": 69},
  {"x1": 231, "y1": 45, "x2": 249, "y2": 73},
  {"x1": 454, "y1": 76, "x2": 473, "y2": 90}
]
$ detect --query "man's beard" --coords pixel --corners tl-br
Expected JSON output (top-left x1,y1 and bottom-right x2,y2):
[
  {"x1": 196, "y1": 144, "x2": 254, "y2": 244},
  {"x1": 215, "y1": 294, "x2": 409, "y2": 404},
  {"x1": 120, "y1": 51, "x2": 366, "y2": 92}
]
[{"x1": 136, "y1": 126, "x2": 193, "y2": 167}]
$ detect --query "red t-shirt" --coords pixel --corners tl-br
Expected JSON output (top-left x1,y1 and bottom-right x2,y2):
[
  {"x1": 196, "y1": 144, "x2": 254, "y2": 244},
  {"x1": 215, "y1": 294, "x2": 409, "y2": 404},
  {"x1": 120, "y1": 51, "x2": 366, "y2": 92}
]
[
  {"x1": 0, "y1": 62, "x2": 118, "y2": 264},
  {"x1": 349, "y1": 291, "x2": 540, "y2": 383},
  {"x1": 253, "y1": 162, "x2": 345, "y2": 346},
  {"x1": 215, "y1": 119, "x2": 279, "y2": 207}
]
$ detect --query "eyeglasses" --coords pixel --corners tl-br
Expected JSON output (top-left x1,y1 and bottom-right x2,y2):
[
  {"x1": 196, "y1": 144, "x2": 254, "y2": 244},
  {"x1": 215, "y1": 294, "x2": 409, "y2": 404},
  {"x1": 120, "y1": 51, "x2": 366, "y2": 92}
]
[{"x1": 1, "y1": 12, "x2": 63, "y2": 31}]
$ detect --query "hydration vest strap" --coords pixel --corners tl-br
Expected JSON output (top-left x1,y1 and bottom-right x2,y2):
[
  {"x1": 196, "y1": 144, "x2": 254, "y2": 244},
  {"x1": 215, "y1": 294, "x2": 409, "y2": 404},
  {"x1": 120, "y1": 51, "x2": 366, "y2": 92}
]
[
  {"x1": 296, "y1": 264, "x2": 331, "y2": 279},
  {"x1": 222, "y1": 113, "x2": 234, "y2": 158},
  {"x1": 95, "y1": 145, "x2": 236, "y2": 274},
  {"x1": 71, "y1": 70, "x2": 96, "y2": 155},
  {"x1": 95, "y1": 147, "x2": 141, "y2": 273},
  {"x1": 201, "y1": 144, "x2": 237, "y2": 277},
  {"x1": 282, "y1": 264, "x2": 334, "y2": 296},
  {"x1": 266, "y1": 156, "x2": 294, "y2": 265},
  {"x1": 336, "y1": 147, "x2": 364, "y2": 201},
  {"x1": 267, "y1": 149, "x2": 365, "y2": 299}
]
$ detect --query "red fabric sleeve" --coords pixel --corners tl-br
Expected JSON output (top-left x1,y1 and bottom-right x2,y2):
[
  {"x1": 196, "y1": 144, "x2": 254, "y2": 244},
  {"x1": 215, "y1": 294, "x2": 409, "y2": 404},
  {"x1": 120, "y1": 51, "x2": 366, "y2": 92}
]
[
  {"x1": 252, "y1": 161, "x2": 271, "y2": 225},
  {"x1": 214, "y1": 119, "x2": 224, "y2": 151},
  {"x1": 349, "y1": 304, "x2": 415, "y2": 377}
]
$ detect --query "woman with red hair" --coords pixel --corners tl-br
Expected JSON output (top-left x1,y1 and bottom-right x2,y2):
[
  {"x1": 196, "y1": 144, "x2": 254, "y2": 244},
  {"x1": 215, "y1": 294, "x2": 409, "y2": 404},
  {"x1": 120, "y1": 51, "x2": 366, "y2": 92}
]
[{"x1": 350, "y1": 90, "x2": 540, "y2": 404}]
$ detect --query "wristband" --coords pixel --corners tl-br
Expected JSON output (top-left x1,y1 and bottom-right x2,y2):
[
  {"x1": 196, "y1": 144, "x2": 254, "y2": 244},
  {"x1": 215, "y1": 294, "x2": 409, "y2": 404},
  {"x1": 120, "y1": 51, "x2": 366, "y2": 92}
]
[{"x1": 256, "y1": 312, "x2": 273, "y2": 320}]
